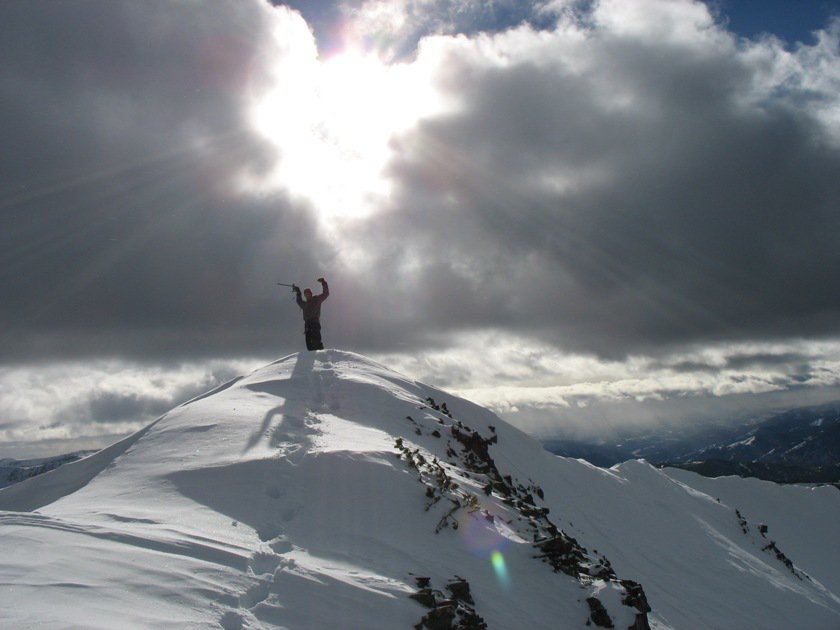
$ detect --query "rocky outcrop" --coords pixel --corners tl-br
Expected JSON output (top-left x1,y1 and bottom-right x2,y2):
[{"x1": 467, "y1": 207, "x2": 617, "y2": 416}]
[
  {"x1": 399, "y1": 397, "x2": 652, "y2": 629},
  {"x1": 410, "y1": 576, "x2": 487, "y2": 630}
]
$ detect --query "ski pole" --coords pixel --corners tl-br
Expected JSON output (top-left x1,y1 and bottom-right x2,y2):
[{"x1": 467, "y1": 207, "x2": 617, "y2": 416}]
[{"x1": 276, "y1": 283, "x2": 295, "y2": 287}]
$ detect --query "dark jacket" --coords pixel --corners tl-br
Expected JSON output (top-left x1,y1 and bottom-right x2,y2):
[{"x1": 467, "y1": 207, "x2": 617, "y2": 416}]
[{"x1": 296, "y1": 281, "x2": 329, "y2": 322}]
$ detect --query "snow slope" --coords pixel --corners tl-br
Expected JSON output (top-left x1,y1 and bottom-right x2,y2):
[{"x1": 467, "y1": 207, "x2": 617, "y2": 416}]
[{"x1": 0, "y1": 350, "x2": 838, "y2": 629}]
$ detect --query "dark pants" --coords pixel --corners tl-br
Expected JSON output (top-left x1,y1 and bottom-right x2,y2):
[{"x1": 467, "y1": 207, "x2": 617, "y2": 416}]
[{"x1": 304, "y1": 319, "x2": 324, "y2": 351}]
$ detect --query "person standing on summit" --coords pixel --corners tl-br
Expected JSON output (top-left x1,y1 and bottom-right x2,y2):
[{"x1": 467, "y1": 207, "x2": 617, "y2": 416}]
[{"x1": 293, "y1": 277, "x2": 329, "y2": 351}]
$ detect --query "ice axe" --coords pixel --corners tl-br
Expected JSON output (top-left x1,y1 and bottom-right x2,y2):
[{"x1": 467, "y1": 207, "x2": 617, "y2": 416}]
[{"x1": 276, "y1": 282, "x2": 299, "y2": 292}]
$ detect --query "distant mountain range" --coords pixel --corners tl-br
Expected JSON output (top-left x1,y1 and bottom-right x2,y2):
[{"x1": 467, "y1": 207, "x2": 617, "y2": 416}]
[
  {"x1": 0, "y1": 451, "x2": 94, "y2": 490},
  {"x1": 543, "y1": 402, "x2": 840, "y2": 485}
]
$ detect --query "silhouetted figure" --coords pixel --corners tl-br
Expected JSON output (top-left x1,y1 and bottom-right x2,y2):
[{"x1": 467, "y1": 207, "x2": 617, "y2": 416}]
[{"x1": 293, "y1": 278, "x2": 329, "y2": 351}]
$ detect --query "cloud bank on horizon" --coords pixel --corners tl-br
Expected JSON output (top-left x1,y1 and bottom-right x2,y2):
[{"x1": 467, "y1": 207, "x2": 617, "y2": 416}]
[{"x1": 2, "y1": 0, "x2": 840, "y2": 452}]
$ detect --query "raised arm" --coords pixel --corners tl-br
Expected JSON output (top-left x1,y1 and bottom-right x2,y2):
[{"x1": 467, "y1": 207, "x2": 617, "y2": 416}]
[{"x1": 318, "y1": 277, "x2": 329, "y2": 299}]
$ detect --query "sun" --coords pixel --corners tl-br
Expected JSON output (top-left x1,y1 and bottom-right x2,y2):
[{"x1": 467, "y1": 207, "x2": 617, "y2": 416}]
[{"x1": 248, "y1": 36, "x2": 444, "y2": 227}]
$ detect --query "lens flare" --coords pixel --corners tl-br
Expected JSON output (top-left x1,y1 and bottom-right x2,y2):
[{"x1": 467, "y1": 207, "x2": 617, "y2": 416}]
[
  {"x1": 457, "y1": 507, "x2": 517, "y2": 590},
  {"x1": 491, "y1": 550, "x2": 510, "y2": 589}
]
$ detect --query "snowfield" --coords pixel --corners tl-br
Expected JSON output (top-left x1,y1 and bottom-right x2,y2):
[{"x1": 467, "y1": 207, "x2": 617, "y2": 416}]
[{"x1": 1, "y1": 350, "x2": 838, "y2": 629}]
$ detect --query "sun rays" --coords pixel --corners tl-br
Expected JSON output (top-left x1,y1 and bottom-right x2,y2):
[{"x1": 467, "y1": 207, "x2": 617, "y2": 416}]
[{"x1": 247, "y1": 13, "x2": 448, "y2": 228}]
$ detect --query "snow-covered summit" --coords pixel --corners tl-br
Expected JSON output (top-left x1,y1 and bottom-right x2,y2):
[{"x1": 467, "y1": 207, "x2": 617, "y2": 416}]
[{"x1": 1, "y1": 350, "x2": 839, "y2": 629}]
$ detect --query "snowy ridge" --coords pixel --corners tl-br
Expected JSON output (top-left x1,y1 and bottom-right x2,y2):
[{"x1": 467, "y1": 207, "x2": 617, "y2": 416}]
[
  {"x1": 0, "y1": 450, "x2": 95, "y2": 490},
  {"x1": 1, "y1": 350, "x2": 839, "y2": 629}
]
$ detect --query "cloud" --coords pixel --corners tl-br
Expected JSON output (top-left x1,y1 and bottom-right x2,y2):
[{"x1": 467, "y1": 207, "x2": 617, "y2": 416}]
[
  {"x1": 0, "y1": 1, "x2": 333, "y2": 361},
  {"x1": 3, "y1": 0, "x2": 840, "y2": 453},
  {"x1": 0, "y1": 359, "x2": 254, "y2": 454},
  {"x1": 347, "y1": 2, "x2": 840, "y2": 356},
  {"x1": 281, "y1": 0, "x2": 569, "y2": 60},
  {"x1": 373, "y1": 334, "x2": 840, "y2": 438},
  {"x1": 4, "y1": 0, "x2": 839, "y2": 363},
  {"x1": 4, "y1": 336, "x2": 839, "y2": 457}
]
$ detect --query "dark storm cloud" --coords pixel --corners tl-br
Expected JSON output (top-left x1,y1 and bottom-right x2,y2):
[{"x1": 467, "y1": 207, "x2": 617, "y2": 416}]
[
  {"x1": 84, "y1": 391, "x2": 171, "y2": 424},
  {"x1": 3, "y1": 0, "x2": 840, "y2": 366},
  {"x1": 0, "y1": 1, "x2": 333, "y2": 361},
  {"x1": 661, "y1": 351, "x2": 812, "y2": 373},
  {"x1": 351, "y1": 10, "x2": 840, "y2": 357},
  {"x1": 724, "y1": 352, "x2": 813, "y2": 371}
]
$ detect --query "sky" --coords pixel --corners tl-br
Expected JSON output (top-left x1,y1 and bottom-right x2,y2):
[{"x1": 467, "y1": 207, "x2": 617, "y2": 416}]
[{"x1": 2, "y1": 0, "x2": 840, "y2": 457}]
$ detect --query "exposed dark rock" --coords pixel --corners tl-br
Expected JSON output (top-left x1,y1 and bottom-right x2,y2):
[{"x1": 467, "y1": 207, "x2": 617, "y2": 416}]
[
  {"x1": 762, "y1": 541, "x2": 804, "y2": 579},
  {"x1": 620, "y1": 579, "x2": 652, "y2": 614},
  {"x1": 628, "y1": 612, "x2": 652, "y2": 630},
  {"x1": 410, "y1": 588, "x2": 439, "y2": 608},
  {"x1": 734, "y1": 508, "x2": 806, "y2": 580},
  {"x1": 586, "y1": 597, "x2": 614, "y2": 628},
  {"x1": 398, "y1": 398, "x2": 651, "y2": 629},
  {"x1": 735, "y1": 509, "x2": 749, "y2": 534},
  {"x1": 410, "y1": 576, "x2": 487, "y2": 630},
  {"x1": 533, "y1": 534, "x2": 589, "y2": 578},
  {"x1": 419, "y1": 603, "x2": 457, "y2": 630},
  {"x1": 446, "y1": 578, "x2": 474, "y2": 605}
]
